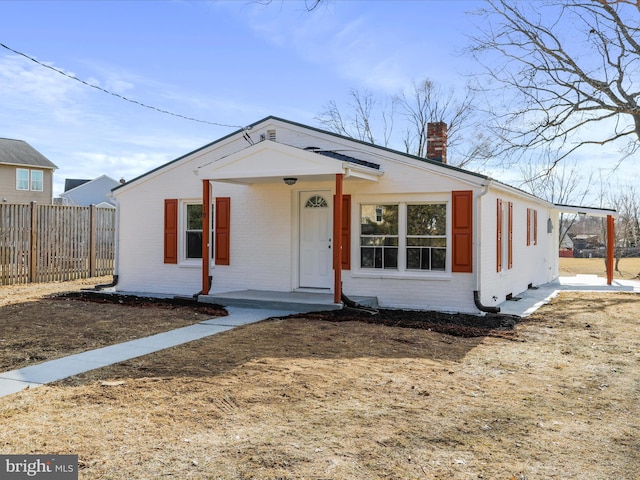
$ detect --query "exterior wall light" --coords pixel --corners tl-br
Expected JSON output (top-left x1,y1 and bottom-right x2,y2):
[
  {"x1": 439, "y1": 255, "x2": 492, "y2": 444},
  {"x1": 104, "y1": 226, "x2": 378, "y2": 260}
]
[{"x1": 283, "y1": 178, "x2": 297, "y2": 185}]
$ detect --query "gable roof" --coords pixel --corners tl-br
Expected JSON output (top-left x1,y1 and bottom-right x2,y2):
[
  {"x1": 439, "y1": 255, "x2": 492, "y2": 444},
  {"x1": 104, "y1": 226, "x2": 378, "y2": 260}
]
[
  {"x1": 0, "y1": 138, "x2": 57, "y2": 169},
  {"x1": 113, "y1": 116, "x2": 489, "y2": 192}
]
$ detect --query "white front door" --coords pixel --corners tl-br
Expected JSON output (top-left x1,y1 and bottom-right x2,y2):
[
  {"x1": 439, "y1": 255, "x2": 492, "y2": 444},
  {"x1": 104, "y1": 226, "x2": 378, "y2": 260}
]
[{"x1": 299, "y1": 191, "x2": 333, "y2": 289}]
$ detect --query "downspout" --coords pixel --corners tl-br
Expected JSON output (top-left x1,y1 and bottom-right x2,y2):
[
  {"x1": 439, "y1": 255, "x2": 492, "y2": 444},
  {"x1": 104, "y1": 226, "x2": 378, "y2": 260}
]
[
  {"x1": 473, "y1": 183, "x2": 500, "y2": 314},
  {"x1": 94, "y1": 195, "x2": 120, "y2": 290}
]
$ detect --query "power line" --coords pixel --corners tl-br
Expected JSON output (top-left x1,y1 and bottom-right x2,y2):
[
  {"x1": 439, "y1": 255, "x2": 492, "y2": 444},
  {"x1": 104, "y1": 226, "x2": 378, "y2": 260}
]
[{"x1": 0, "y1": 41, "x2": 243, "y2": 129}]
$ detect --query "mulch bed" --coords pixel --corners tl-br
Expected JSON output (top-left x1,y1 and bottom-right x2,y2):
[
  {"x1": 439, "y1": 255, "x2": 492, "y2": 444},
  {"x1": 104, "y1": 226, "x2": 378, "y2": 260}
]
[
  {"x1": 57, "y1": 291, "x2": 519, "y2": 339},
  {"x1": 54, "y1": 291, "x2": 227, "y2": 316},
  {"x1": 299, "y1": 307, "x2": 520, "y2": 338}
]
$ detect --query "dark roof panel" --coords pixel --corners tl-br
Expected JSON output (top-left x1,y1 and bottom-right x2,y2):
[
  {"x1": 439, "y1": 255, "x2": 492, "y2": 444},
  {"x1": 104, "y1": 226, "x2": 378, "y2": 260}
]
[
  {"x1": 0, "y1": 138, "x2": 57, "y2": 169},
  {"x1": 64, "y1": 179, "x2": 90, "y2": 192}
]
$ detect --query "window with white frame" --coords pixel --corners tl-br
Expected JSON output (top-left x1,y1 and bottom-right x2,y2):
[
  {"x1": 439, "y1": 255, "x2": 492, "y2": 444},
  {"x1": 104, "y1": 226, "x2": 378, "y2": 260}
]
[
  {"x1": 30, "y1": 170, "x2": 43, "y2": 191},
  {"x1": 16, "y1": 169, "x2": 29, "y2": 190},
  {"x1": 361, "y1": 202, "x2": 448, "y2": 272},
  {"x1": 360, "y1": 204, "x2": 398, "y2": 269},
  {"x1": 406, "y1": 204, "x2": 447, "y2": 271},
  {"x1": 16, "y1": 168, "x2": 44, "y2": 191},
  {"x1": 184, "y1": 203, "x2": 214, "y2": 260}
]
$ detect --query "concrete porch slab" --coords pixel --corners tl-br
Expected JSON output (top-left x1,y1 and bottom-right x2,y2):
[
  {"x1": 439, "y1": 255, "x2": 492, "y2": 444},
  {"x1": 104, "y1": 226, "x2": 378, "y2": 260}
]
[{"x1": 199, "y1": 289, "x2": 378, "y2": 313}]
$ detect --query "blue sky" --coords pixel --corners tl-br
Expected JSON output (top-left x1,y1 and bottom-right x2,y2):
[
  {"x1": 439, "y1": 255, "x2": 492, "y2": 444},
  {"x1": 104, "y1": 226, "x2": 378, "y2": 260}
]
[{"x1": 0, "y1": 0, "x2": 636, "y2": 199}]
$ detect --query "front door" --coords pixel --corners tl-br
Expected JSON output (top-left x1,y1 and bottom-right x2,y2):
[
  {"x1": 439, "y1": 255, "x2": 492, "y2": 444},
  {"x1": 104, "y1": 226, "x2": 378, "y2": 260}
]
[{"x1": 299, "y1": 191, "x2": 333, "y2": 289}]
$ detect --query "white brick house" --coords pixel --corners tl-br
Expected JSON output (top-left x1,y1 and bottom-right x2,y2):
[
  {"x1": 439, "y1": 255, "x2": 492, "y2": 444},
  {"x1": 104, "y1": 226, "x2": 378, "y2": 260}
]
[{"x1": 111, "y1": 117, "x2": 615, "y2": 313}]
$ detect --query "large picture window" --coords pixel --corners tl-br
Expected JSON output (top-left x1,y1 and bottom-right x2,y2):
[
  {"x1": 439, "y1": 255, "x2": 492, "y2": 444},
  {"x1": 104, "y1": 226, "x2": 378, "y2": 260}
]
[
  {"x1": 185, "y1": 203, "x2": 214, "y2": 260},
  {"x1": 406, "y1": 204, "x2": 446, "y2": 271},
  {"x1": 360, "y1": 204, "x2": 398, "y2": 269},
  {"x1": 360, "y1": 202, "x2": 448, "y2": 272}
]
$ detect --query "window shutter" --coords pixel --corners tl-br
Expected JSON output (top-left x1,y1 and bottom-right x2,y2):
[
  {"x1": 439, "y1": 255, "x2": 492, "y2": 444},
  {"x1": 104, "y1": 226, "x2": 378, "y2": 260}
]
[
  {"x1": 533, "y1": 209, "x2": 538, "y2": 245},
  {"x1": 451, "y1": 190, "x2": 473, "y2": 273},
  {"x1": 526, "y1": 208, "x2": 531, "y2": 246},
  {"x1": 164, "y1": 199, "x2": 178, "y2": 264},
  {"x1": 496, "y1": 199, "x2": 503, "y2": 272},
  {"x1": 334, "y1": 194, "x2": 351, "y2": 270},
  {"x1": 508, "y1": 201, "x2": 513, "y2": 269},
  {"x1": 215, "y1": 197, "x2": 230, "y2": 265}
]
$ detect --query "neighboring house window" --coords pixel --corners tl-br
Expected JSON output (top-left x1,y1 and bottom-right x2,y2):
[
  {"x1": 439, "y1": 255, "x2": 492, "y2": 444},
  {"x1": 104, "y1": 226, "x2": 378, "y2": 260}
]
[
  {"x1": 406, "y1": 204, "x2": 446, "y2": 271},
  {"x1": 361, "y1": 204, "x2": 398, "y2": 269},
  {"x1": 185, "y1": 203, "x2": 214, "y2": 260},
  {"x1": 30, "y1": 170, "x2": 43, "y2": 191},
  {"x1": 16, "y1": 169, "x2": 29, "y2": 190},
  {"x1": 16, "y1": 168, "x2": 44, "y2": 191}
]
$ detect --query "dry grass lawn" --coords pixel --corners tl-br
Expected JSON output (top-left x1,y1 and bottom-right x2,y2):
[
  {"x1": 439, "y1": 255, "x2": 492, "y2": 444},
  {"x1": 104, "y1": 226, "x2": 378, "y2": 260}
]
[
  {"x1": 559, "y1": 256, "x2": 640, "y2": 279},
  {"x1": 0, "y1": 277, "x2": 638, "y2": 479}
]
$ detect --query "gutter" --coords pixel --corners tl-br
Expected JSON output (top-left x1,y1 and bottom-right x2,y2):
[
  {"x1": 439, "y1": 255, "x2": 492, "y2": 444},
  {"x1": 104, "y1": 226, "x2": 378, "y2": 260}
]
[{"x1": 474, "y1": 183, "x2": 501, "y2": 314}]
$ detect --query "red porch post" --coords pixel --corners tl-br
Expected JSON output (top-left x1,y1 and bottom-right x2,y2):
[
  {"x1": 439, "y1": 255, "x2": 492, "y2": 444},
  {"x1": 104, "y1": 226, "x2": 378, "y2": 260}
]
[
  {"x1": 202, "y1": 179, "x2": 211, "y2": 295},
  {"x1": 333, "y1": 173, "x2": 344, "y2": 304},
  {"x1": 606, "y1": 214, "x2": 614, "y2": 285}
]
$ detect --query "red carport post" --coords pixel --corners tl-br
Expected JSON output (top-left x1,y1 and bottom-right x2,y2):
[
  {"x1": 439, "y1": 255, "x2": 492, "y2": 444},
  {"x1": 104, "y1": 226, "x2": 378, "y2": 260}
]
[
  {"x1": 606, "y1": 214, "x2": 614, "y2": 285},
  {"x1": 202, "y1": 179, "x2": 211, "y2": 295},
  {"x1": 333, "y1": 173, "x2": 344, "y2": 304}
]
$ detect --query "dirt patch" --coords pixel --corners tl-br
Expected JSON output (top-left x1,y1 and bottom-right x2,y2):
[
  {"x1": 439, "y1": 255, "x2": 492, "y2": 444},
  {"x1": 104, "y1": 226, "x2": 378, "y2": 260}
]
[{"x1": 0, "y1": 286, "x2": 226, "y2": 372}]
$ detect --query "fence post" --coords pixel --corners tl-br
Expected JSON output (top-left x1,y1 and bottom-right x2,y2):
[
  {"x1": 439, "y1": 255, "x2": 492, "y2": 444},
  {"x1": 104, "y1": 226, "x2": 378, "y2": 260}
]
[
  {"x1": 29, "y1": 201, "x2": 37, "y2": 283},
  {"x1": 89, "y1": 204, "x2": 97, "y2": 277}
]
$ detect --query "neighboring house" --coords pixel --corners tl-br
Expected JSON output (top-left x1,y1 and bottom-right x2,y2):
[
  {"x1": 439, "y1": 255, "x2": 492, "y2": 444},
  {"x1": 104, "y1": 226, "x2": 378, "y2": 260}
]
[
  {"x1": 59, "y1": 175, "x2": 121, "y2": 206},
  {"x1": 0, "y1": 138, "x2": 57, "y2": 204},
  {"x1": 112, "y1": 116, "x2": 616, "y2": 313}
]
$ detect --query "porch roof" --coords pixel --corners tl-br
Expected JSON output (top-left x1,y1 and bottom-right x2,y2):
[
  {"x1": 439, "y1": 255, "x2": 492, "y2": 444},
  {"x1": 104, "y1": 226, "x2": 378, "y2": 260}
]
[
  {"x1": 553, "y1": 203, "x2": 618, "y2": 218},
  {"x1": 194, "y1": 140, "x2": 383, "y2": 185}
]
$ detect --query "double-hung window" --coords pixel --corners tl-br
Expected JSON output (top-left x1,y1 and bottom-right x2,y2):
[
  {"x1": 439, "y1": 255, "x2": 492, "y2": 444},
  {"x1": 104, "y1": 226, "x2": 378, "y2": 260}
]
[
  {"x1": 16, "y1": 169, "x2": 29, "y2": 190},
  {"x1": 16, "y1": 168, "x2": 44, "y2": 191},
  {"x1": 406, "y1": 204, "x2": 447, "y2": 271},
  {"x1": 360, "y1": 204, "x2": 398, "y2": 269},
  {"x1": 30, "y1": 170, "x2": 43, "y2": 191},
  {"x1": 185, "y1": 203, "x2": 214, "y2": 260},
  {"x1": 360, "y1": 203, "x2": 448, "y2": 272}
]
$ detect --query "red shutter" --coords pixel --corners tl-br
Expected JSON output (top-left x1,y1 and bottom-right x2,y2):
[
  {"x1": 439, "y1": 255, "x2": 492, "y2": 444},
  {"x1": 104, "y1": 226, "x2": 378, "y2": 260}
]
[
  {"x1": 508, "y1": 201, "x2": 513, "y2": 269},
  {"x1": 215, "y1": 197, "x2": 230, "y2": 265},
  {"x1": 451, "y1": 190, "x2": 473, "y2": 273},
  {"x1": 533, "y1": 209, "x2": 538, "y2": 245},
  {"x1": 334, "y1": 194, "x2": 351, "y2": 270},
  {"x1": 342, "y1": 195, "x2": 351, "y2": 270},
  {"x1": 526, "y1": 208, "x2": 531, "y2": 246},
  {"x1": 164, "y1": 199, "x2": 178, "y2": 264},
  {"x1": 496, "y1": 199, "x2": 503, "y2": 272}
]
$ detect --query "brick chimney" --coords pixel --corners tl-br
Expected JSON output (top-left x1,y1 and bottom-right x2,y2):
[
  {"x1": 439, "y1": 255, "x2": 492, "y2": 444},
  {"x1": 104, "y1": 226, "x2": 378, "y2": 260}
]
[{"x1": 426, "y1": 122, "x2": 447, "y2": 164}]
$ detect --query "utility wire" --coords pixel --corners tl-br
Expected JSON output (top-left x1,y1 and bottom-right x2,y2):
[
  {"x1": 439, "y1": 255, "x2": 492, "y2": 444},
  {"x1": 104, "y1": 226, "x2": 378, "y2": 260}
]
[{"x1": 0, "y1": 41, "x2": 243, "y2": 129}]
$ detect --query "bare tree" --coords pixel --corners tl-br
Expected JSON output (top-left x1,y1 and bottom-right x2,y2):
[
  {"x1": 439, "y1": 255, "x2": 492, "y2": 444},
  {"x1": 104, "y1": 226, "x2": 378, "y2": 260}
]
[
  {"x1": 318, "y1": 89, "x2": 392, "y2": 146},
  {"x1": 604, "y1": 184, "x2": 640, "y2": 272},
  {"x1": 470, "y1": 0, "x2": 640, "y2": 168},
  {"x1": 520, "y1": 161, "x2": 594, "y2": 248},
  {"x1": 317, "y1": 79, "x2": 490, "y2": 168}
]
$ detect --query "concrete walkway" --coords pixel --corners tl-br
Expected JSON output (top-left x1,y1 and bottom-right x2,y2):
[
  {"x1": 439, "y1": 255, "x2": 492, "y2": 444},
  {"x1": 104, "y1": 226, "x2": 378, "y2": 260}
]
[{"x1": 0, "y1": 306, "x2": 298, "y2": 398}]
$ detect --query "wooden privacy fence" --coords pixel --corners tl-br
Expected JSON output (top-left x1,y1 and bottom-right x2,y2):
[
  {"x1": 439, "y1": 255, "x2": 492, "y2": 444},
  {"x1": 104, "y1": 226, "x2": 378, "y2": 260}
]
[{"x1": 0, "y1": 202, "x2": 115, "y2": 286}]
